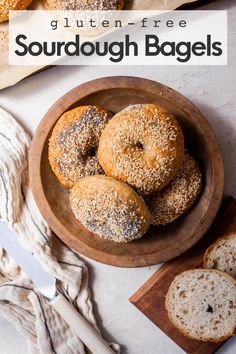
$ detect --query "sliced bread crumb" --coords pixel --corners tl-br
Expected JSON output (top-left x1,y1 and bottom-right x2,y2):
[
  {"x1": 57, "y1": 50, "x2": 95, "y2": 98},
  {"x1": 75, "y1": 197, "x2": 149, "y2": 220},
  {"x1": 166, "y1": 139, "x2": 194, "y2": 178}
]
[{"x1": 165, "y1": 269, "x2": 236, "y2": 342}]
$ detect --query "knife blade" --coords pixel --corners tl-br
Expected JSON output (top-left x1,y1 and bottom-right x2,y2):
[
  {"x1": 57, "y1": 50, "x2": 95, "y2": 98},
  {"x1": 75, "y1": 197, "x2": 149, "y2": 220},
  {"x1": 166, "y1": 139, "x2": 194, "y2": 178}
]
[{"x1": 0, "y1": 222, "x2": 115, "y2": 354}]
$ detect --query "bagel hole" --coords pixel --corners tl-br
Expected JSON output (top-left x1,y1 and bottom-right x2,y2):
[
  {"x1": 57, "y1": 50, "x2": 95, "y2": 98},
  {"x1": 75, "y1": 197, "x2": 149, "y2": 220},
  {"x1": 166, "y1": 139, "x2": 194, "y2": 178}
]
[
  {"x1": 88, "y1": 146, "x2": 97, "y2": 157},
  {"x1": 136, "y1": 142, "x2": 144, "y2": 150}
]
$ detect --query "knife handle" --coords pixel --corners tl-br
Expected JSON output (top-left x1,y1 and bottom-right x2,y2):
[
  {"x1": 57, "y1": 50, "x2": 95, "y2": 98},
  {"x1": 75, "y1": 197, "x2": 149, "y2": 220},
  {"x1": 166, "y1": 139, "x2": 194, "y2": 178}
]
[{"x1": 51, "y1": 294, "x2": 115, "y2": 354}]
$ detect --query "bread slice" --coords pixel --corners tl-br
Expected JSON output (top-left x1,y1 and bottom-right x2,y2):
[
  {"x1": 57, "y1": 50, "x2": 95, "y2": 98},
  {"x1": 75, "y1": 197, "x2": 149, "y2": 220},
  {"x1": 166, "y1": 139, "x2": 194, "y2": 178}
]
[
  {"x1": 204, "y1": 232, "x2": 236, "y2": 278},
  {"x1": 165, "y1": 269, "x2": 236, "y2": 342}
]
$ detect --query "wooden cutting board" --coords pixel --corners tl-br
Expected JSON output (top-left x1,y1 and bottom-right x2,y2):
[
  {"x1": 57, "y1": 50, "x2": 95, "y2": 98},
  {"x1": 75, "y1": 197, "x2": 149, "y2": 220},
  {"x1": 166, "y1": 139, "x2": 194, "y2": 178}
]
[{"x1": 130, "y1": 197, "x2": 236, "y2": 354}]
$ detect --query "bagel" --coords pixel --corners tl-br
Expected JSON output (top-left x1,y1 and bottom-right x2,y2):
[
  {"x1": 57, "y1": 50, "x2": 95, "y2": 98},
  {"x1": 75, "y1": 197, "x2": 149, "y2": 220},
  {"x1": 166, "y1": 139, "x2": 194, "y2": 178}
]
[
  {"x1": 42, "y1": 0, "x2": 124, "y2": 10},
  {"x1": 145, "y1": 154, "x2": 202, "y2": 225},
  {"x1": 48, "y1": 105, "x2": 113, "y2": 189},
  {"x1": 0, "y1": 0, "x2": 32, "y2": 22},
  {"x1": 98, "y1": 104, "x2": 185, "y2": 195},
  {"x1": 70, "y1": 175, "x2": 151, "y2": 242}
]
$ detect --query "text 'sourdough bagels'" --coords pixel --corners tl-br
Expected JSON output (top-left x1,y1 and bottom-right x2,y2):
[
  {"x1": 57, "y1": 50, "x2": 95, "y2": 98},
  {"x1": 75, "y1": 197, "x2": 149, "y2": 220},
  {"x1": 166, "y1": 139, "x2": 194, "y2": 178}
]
[
  {"x1": 70, "y1": 175, "x2": 151, "y2": 242},
  {"x1": 98, "y1": 104, "x2": 185, "y2": 195}
]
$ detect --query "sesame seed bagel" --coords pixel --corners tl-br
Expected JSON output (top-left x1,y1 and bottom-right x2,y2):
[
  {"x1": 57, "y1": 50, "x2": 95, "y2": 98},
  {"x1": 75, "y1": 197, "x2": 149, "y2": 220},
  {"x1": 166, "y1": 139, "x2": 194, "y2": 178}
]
[
  {"x1": 70, "y1": 175, "x2": 151, "y2": 242},
  {"x1": 98, "y1": 104, "x2": 185, "y2": 195},
  {"x1": 145, "y1": 154, "x2": 202, "y2": 225},
  {"x1": 48, "y1": 105, "x2": 113, "y2": 189},
  {"x1": 0, "y1": 0, "x2": 32, "y2": 22},
  {"x1": 42, "y1": 0, "x2": 124, "y2": 11},
  {"x1": 165, "y1": 269, "x2": 236, "y2": 342}
]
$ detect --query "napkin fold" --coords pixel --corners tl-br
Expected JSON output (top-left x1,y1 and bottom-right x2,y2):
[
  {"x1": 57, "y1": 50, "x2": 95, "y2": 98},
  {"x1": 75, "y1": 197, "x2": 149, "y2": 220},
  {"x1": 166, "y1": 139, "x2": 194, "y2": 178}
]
[{"x1": 0, "y1": 106, "x2": 118, "y2": 354}]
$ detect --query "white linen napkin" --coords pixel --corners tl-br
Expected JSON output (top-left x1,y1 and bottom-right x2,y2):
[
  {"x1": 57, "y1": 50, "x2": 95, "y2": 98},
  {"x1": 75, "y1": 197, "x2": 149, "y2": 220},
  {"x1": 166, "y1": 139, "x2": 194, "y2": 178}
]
[{"x1": 0, "y1": 106, "x2": 119, "y2": 354}]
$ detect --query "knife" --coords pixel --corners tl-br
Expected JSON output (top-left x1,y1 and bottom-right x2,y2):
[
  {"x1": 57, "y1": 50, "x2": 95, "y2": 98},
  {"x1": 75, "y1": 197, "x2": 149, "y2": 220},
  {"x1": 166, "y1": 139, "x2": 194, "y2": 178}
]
[{"x1": 0, "y1": 222, "x2": 115, "y2": 354}]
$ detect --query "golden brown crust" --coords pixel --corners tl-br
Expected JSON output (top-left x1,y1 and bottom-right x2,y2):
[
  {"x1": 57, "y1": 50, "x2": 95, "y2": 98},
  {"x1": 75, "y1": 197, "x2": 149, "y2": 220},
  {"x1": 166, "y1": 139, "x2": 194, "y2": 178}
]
[
  {"x1": 145, "y1": 154, "x2": 202, "y2": 225},
  {"x1": 70, "y1": 175, "x2": 151, "y2": 242},
  {"x1": 203, "y1": 232, "x2": 236, "y2": 269},
  {"x1": 165, "y1": 269, "x2": 236, "y2": 342},
  {"x1": 42, "y1": 0, "x2": 124, "y2": 11},
  {"x1": 0, "y1": 0, "x2": 32, "y2": 22},
  {"x1": 98, "y1": 104, "x2": 185, "y2": 195},
  {"x1": 48, "y1": 105, "x2": 112, "y2": 189},
  {"x1": 166, "y1": 310, "x2": 235, "y2": 343}
]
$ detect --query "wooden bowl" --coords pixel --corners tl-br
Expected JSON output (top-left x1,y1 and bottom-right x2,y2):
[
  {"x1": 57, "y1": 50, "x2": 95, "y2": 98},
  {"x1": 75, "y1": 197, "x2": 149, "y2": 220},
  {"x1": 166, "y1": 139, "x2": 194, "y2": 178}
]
[{"x1": 29, "y1": 76, "x2": 224, "y2": 267}]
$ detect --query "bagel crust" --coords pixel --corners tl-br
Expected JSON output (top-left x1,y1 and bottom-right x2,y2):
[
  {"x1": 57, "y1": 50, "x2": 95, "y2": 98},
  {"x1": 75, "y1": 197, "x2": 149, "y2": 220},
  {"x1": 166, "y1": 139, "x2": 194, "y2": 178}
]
[
  {"x1": 98, "y1": 104, "x2": 185, "y2": 195},
  {"x1": 70, "y1": 175, "x2": 151, "y2": 242},
  {"x1": 0, "y1": 0, "x2": 32, "y2": 22},
  {"x1": 146, "y1": 154, "x2": 202, "y2": 225},
  {"x1": 48, "y1": 105, "x2": 112, "y2": 189},
  {"x1": 42, "y1": 0, "x2": 124, "y2": 10}
]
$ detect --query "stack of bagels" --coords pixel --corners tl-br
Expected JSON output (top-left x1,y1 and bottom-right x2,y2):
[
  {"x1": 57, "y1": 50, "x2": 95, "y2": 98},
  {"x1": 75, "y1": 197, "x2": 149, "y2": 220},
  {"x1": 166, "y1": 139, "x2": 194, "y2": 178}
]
[{"x1": 48, "y1": 103, "x2": 202, "y2": 243}]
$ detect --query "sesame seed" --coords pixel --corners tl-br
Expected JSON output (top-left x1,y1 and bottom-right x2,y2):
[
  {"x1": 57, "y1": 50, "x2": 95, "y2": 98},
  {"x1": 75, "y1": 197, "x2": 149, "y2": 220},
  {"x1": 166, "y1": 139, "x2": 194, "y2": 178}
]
[
  {"x1": 0, "y1": 0, "x2": 32, "y2": 22},
  {"x1": 70, "y1": 176, "x2": 150, "y2": 242}
]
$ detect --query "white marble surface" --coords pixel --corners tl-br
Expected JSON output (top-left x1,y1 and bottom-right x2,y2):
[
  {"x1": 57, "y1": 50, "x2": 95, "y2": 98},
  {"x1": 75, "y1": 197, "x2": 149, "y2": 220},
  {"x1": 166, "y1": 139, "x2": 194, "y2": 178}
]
[{"x1": 0, "y1": 0, "x2": 236, "y2": 353}]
